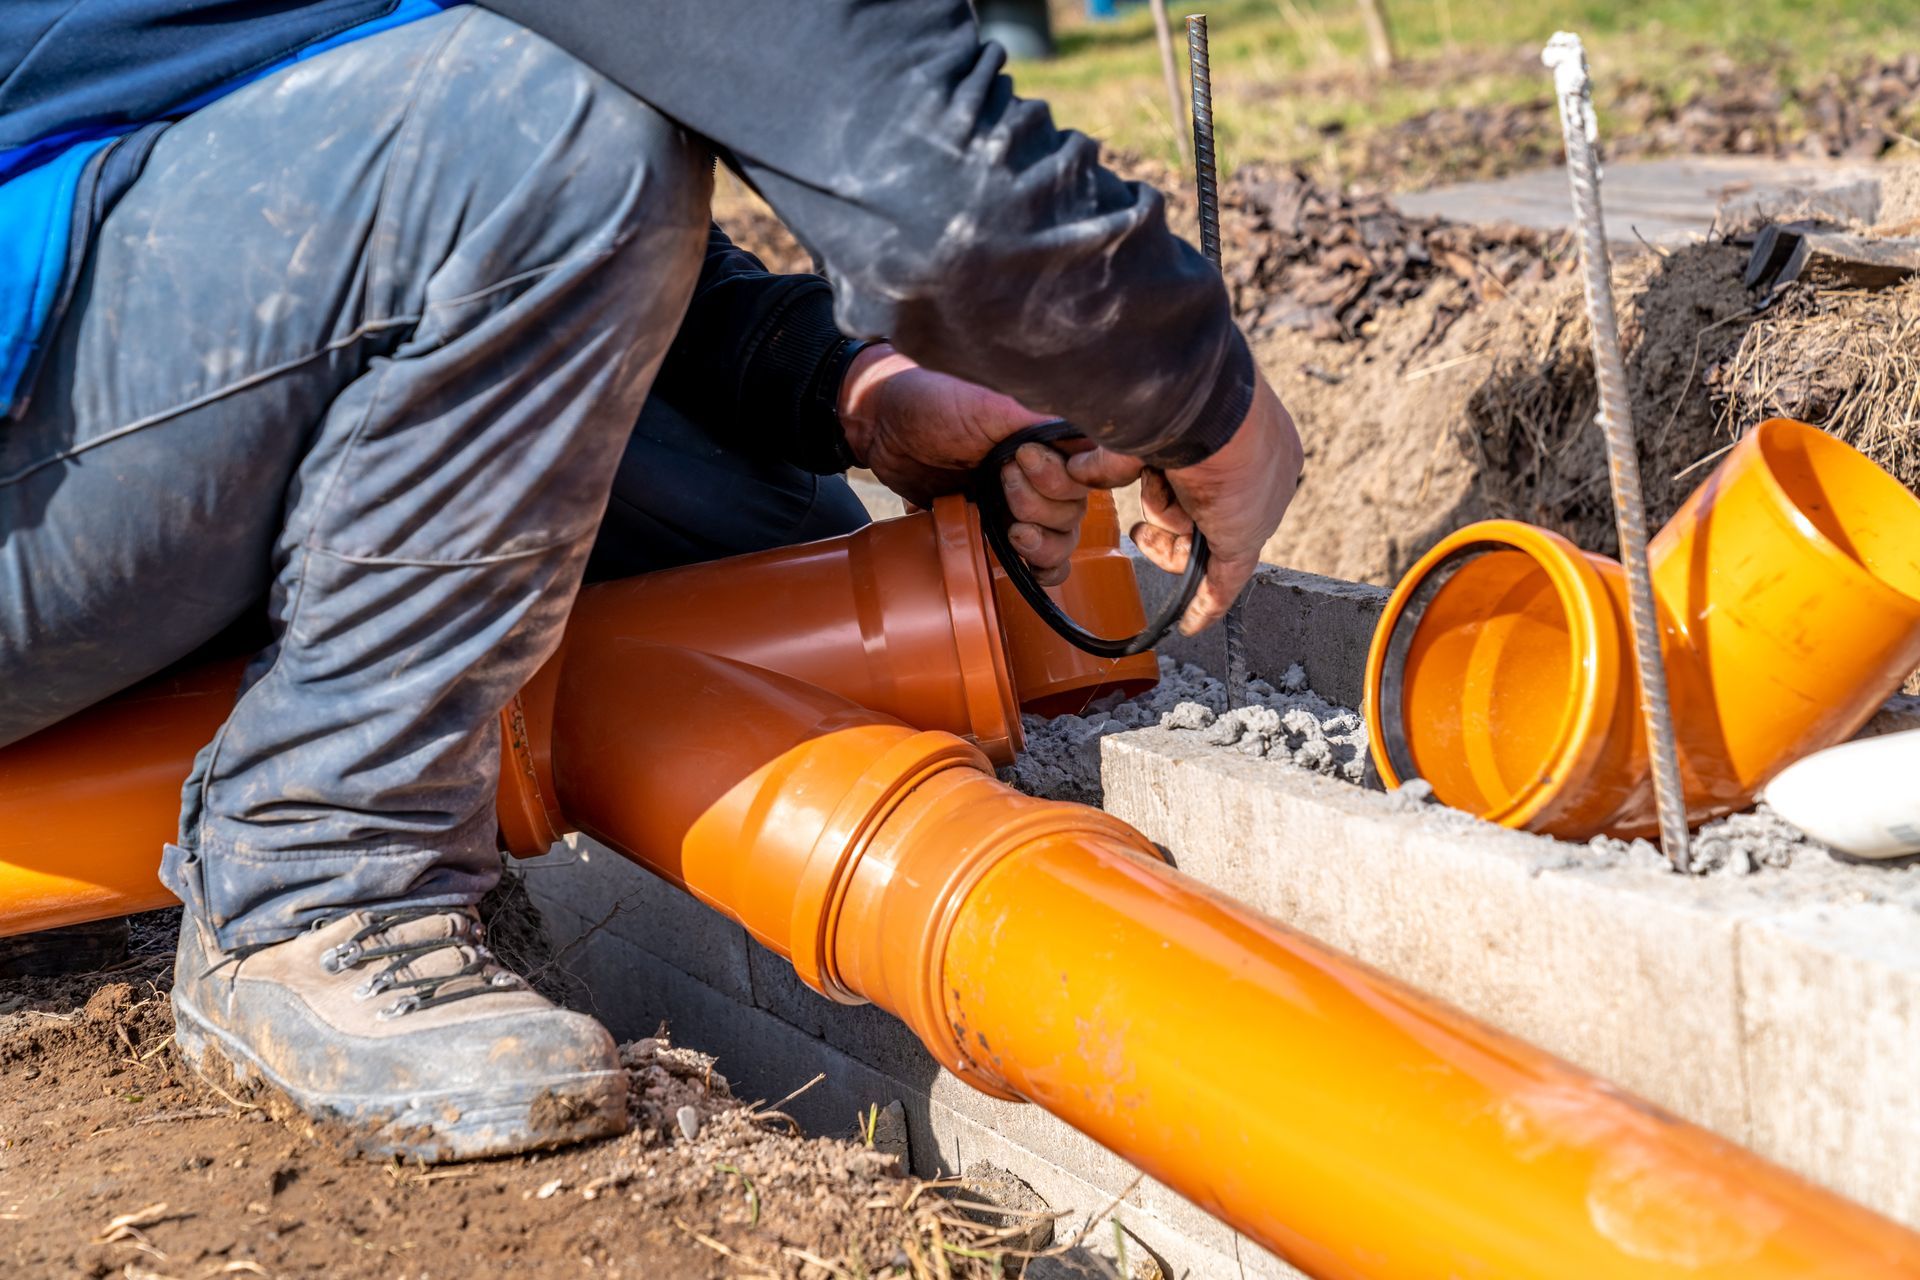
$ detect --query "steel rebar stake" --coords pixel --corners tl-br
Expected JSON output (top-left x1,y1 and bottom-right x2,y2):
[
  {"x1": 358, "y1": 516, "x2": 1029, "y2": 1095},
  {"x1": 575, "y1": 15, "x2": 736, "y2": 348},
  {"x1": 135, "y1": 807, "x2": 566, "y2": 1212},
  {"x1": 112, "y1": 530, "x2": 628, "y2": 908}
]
[
  {"x1": 1543, "y1": 32, "x2": 1691, "y2": 872},
  {"x1": 1187, "y1": 13, "x2": 1249, "y2": 708}
]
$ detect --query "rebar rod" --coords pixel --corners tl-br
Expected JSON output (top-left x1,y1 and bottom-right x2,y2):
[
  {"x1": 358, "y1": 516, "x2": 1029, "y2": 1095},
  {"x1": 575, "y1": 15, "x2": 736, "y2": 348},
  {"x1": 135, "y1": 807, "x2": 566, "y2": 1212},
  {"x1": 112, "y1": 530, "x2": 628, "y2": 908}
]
[
  {"x1": 1187, "y1": 13, "x2": 1248, "y2": 707},
  {"x1": 1543, "y1": 32, "x2": 1692, "y2": 873},
  {"x1": 1186, "y1": 15, "x2": 1221, "y2": 266}
]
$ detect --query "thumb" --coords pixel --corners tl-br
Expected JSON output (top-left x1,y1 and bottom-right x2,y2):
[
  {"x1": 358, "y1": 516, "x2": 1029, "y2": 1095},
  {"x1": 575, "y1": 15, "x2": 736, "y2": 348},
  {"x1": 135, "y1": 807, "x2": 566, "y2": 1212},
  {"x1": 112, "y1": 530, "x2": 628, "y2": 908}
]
[{"x1": 1065, "y1": 446, "x2": 1145, "y2": 490}]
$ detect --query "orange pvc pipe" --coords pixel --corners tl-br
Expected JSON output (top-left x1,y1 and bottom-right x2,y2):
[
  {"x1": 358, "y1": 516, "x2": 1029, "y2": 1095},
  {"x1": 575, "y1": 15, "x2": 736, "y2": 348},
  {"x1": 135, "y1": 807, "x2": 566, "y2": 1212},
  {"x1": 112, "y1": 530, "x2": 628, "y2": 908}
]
[
  {"x1": 1367, "y1": 419, "x2": 1920, "y2": 838},
  {"x1": 0, "y1": 490, "x2": 1167, "y2": 917},
  {"x1": 538, "y1": 640, "x2": 1920, "y2": 1279},
  {"x1": 0, "y1": 660, "x2": 240, "y2": 935}
]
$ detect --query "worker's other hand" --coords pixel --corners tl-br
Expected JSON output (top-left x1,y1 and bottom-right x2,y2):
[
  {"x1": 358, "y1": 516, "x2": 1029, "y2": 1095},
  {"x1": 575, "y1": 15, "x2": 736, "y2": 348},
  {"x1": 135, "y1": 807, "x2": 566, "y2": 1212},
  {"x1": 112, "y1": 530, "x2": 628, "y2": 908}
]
[
  {"x1": 839, "y1": 344, "x2": 1088, "y2": 586},
  {"x1": 1066, "y1": 373, "x2": 1302, "y2": 634}
]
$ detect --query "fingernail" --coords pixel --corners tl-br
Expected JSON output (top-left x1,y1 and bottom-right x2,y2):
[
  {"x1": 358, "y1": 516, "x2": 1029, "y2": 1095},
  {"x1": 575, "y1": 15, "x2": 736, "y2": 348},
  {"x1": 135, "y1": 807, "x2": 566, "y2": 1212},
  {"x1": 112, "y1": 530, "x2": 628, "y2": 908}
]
[
  {"x1": 1018, "y1": 443, "x2": 1048, "y2": 470},
  {"x1": 1011, "y1": 525, "x2": 1038, "y2": 551}
]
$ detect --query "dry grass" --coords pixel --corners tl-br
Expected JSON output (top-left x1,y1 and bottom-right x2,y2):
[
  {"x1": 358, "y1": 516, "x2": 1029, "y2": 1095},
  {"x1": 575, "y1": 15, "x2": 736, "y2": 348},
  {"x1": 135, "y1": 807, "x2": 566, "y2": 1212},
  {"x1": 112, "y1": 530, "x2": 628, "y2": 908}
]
[
  {"x1": 1711, "y1": 279, "x2": 1920, "y2": 492},
  {"x1": 1460, "y1": 242, "x2": 1764, "y2": 555}
]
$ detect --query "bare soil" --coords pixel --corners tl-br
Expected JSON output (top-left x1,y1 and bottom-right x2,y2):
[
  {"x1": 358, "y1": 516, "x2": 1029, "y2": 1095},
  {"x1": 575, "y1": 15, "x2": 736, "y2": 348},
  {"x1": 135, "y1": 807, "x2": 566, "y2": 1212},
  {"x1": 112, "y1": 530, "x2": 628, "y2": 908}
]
[
  {"x1": 1345, "y1": 47, "x2": 1920, "y2": 191},
  {"x1": 0, "y1": 916, "x2": 1032, "y2": 1280}
]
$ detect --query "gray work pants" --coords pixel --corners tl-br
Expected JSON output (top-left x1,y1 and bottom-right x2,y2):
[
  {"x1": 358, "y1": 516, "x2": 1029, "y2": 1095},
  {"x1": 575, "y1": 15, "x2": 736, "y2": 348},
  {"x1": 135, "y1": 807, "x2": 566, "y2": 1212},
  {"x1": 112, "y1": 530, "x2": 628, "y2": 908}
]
[{"x1": 0, "y1": 9, "x2": 711, "y2": 949}]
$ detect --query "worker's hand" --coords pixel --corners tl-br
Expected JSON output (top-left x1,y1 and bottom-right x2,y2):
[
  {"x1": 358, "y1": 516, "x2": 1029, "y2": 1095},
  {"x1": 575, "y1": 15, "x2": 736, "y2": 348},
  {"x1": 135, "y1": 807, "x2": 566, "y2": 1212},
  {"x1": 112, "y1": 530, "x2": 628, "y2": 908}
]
[
  {"x1": 1066, "y1": 373, "x2": 1302, "y2": 635},
  {"x1": 839, "y1": 344, "x2": 1089, "y2": 586}
]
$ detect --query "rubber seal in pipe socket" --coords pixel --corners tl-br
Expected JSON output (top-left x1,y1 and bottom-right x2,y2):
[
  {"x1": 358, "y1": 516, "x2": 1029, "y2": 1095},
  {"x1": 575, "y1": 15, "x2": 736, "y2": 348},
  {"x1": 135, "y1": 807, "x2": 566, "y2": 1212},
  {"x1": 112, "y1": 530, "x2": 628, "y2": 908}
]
[{"x1": 971, "y1": 420, "x2": 1206, "y2": 658}]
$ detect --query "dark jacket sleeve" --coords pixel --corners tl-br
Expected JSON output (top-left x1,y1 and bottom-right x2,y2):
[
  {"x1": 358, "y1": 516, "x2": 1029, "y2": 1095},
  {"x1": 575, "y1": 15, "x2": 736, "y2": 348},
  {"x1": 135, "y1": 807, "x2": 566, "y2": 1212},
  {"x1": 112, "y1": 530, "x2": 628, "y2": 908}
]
[
  {"x1": 478, "y1": 0, "x2": 1252, "y2": 469},
  {"x1": 651, "y1": 223, "x2": 856, "y2": 474}
]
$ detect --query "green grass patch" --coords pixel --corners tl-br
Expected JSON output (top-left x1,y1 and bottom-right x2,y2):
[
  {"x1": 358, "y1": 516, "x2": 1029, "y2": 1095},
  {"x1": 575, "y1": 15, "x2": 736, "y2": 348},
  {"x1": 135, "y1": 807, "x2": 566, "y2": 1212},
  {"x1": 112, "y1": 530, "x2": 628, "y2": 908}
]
[{"x1": 1012, "y1": 0, "x2": 1911, "y2": 180}]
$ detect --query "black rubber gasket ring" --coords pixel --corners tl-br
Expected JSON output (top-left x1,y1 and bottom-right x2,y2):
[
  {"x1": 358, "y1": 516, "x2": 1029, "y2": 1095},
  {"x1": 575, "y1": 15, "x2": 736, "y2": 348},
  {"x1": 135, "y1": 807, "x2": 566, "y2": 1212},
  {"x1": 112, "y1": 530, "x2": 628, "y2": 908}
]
[{"x1": 970, "y1": 420, "x2": 1207, "y2": 658}]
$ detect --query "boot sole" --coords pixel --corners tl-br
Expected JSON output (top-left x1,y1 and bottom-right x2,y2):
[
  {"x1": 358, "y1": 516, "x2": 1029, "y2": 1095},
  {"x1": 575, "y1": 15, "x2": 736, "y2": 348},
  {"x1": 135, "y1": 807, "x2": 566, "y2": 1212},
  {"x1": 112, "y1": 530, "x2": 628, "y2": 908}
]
[{"x1": 173, "y1": 991, "x2": 628, "y2": 1162}]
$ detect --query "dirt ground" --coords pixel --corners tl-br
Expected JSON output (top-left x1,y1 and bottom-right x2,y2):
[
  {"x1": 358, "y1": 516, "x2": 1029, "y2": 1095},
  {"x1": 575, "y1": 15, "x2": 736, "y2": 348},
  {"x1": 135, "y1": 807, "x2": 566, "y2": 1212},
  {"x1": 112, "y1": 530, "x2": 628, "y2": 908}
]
[
  {"x1": 0, "y1": 912, "x2": 1057, "y2": 1280},
  {"x1": 1346, "y1": 48, "x2": 1920, "y2": 191}
]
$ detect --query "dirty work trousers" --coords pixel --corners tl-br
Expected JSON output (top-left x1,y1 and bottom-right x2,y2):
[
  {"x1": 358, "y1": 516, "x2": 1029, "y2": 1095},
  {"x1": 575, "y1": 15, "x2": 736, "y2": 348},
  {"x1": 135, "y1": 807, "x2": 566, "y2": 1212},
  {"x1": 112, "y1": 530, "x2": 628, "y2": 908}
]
[{"x1": 0, "y1": 8, "x2": 724, "y2": 950}]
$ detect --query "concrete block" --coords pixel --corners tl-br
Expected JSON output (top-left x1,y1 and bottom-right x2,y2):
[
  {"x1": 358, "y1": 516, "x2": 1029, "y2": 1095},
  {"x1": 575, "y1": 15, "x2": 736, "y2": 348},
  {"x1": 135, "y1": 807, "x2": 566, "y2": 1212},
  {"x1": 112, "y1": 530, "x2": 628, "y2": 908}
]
[
  {"x1": 563, "y1": 918, "x2": 924, "y2": 1145},
  {"x1": 1736, "y1": 903, "x2": 1920, "y2": 1225},
  {"x1": 925, "y1": 1069, "x2": 1151, "y2": 1201},
  {"x1": 744, "y1": 939, "x2": 941, "y2": 1087},
  {"x1": 520, "y1": 835, "x2": 754, "y2": 1003},
  {"x1": 1101, "y1": 726, "x2": 1920, "y2": 1228},
  {"x1": 1102, "y1": 729, "x2": 1758, "y2": 1141},
  {"x1": 925, "y1": 1094, "x2": 1297, "y2": 1280},
  {"x1": 1139, "y1": 559, "x2": 1386, "y2": 708}
]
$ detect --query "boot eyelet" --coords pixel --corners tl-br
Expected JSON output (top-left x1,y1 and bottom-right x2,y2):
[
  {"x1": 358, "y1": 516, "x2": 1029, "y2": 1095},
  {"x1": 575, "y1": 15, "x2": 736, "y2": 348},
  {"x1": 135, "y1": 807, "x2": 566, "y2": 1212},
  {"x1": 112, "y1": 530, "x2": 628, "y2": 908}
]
[
  {"x1": 320, "y1": 942, "x2": 360, "y2": 973},
  {"x1": 353, "y1": 976, "x2": 390, "y2": 1001},
  {"x1": 378, "y1": 995, "x2": 421, "y2": 1021}
]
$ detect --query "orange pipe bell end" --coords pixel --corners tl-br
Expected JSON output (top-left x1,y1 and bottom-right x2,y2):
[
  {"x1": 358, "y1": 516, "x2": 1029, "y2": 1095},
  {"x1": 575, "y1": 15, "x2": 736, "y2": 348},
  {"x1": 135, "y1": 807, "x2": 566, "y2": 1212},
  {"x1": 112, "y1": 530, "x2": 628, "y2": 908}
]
[
  {"x1": 1366, "y1": 419, "x2": 1920, "y2": 839},
  {"x1": 533, "y1": 639, "x2": 1920, "y2": 1278},
  {"x1": 0, "y1": 661, "x2": 242, "y2": 937},
  {"x1": 991, "y1": 490, "x2": 1159, "y2": 716}
]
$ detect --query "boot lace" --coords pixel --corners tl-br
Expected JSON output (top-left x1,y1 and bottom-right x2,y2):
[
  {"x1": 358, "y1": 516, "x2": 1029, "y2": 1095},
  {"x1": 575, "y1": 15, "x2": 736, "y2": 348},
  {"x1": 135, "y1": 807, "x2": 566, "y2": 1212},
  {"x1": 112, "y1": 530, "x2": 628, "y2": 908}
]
[{"x1": 318, "y1": 907, "x2": 525, "y2": 1020}]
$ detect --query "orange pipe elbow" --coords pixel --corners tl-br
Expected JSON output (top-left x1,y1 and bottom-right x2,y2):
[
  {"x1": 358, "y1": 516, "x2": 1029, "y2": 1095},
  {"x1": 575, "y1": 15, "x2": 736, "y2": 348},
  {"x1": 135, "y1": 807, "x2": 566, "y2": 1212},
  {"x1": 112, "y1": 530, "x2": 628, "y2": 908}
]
[
  {"x1": 1367, "y1": 419, "x2": 1920, "y2": 838},
  {"x1": 537, "y1": 641, "x2": 1920, "y2": 1278}
]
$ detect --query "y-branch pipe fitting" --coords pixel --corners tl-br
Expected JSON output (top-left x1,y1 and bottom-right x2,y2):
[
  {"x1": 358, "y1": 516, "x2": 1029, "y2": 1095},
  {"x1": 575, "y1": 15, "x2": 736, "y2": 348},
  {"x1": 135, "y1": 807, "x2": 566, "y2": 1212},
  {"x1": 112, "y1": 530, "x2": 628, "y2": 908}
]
[
  {"x1": 497, "y1": 492, "x2": 1159, "y2": 855},
  {"x1": 540, "y1": 641, "x2": 1920, "y2": 1279},
  {"x1": 1366, "y1": 419, "x2": 1920, "y2": 839}
]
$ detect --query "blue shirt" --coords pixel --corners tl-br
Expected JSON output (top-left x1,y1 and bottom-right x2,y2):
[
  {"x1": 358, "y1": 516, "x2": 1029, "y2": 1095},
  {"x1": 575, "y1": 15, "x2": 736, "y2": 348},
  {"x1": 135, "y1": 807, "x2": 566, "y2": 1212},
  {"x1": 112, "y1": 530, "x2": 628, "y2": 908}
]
[{"x1": 0, "y1": 0, "x2": 459, "y2": 417}]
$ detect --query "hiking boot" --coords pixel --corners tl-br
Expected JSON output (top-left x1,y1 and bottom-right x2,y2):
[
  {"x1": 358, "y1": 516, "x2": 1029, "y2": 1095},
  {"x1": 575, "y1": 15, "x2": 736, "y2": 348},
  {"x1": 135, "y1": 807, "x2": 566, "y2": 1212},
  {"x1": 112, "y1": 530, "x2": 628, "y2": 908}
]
[
  {"x1": 171, "y1": 907, "x2": 627, "y2": 1161},
  {"x1": 0, "y1": 916, "x2": 130, "y2": 978}
]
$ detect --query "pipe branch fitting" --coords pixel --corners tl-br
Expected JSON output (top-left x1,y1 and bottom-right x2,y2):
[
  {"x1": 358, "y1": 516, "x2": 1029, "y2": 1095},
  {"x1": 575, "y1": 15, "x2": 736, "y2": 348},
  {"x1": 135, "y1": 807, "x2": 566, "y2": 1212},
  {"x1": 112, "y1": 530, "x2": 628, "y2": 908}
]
[
  {"x1": 1367, "y1": 419, "x2": 1920, "y2": 839},
  {"x1": 540, "y1": 641, "x2": 1159, "y2": 1096}
]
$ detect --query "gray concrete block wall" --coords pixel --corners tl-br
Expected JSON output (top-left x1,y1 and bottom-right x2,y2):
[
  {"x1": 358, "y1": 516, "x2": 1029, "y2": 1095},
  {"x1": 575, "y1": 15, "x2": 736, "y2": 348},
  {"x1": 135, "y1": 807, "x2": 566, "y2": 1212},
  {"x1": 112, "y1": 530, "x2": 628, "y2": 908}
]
[
  {"x1": 1736, "y1": 905, "x2": 1920, "y2": 1216},
  {"x1": 1141, "y1": 561, "x2": 1388, "y2": 710}
]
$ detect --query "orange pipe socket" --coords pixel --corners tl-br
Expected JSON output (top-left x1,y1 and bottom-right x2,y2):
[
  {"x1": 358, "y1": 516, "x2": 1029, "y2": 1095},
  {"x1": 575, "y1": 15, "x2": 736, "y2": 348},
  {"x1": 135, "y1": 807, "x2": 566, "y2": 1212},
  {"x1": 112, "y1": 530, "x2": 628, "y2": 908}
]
[
  {"x1": 0, "y1": 488, "x2": 1165, "y2": 928},
  {"x1": 1367, "y1": 419, "x2": 1920, "y2": 839},
  {"x1": 541, "y1": 641, "x2": 1920, "y2": 1279}
]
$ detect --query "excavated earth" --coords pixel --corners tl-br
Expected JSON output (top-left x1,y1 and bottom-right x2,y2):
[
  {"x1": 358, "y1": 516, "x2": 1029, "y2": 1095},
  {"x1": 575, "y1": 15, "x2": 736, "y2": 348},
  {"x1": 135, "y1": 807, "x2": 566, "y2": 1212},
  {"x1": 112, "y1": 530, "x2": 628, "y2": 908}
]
[{"x1": 0, "y1": 917, "x2": 1030, "y2": 1280}]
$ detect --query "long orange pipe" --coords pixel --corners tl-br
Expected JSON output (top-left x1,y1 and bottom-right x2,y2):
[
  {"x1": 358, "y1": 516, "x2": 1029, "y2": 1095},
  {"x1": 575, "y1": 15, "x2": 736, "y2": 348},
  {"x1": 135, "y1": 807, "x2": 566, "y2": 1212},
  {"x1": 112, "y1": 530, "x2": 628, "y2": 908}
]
[
  {"x1": 547, "y1": 641, "x2": 1920, "y2": 1280},
  {"x1": 0, "y1": 659, "x2": 241, "y2": 936}
]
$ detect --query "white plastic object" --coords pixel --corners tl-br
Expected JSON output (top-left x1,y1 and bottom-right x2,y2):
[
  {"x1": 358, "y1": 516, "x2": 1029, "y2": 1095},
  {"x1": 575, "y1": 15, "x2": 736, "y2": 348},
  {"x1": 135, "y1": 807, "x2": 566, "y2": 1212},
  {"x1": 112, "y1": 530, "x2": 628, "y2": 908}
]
[{"x1": 1763, "y1": 729, "x2": 1920, "y2": 859}]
